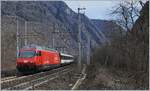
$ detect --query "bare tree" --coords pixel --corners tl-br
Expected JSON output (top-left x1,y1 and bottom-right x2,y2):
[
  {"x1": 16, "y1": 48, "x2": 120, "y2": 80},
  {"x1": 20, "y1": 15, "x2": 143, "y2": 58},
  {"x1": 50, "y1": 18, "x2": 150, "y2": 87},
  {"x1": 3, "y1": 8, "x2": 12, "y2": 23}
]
[{"x1": 111, "y1": 0, "x2": 141, "y2": 32}]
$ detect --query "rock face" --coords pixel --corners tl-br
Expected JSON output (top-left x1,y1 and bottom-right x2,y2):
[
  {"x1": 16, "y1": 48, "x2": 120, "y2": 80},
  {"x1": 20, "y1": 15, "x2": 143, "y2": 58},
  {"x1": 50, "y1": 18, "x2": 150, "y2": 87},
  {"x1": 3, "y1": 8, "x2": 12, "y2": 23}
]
[
  {"x1": 91, "y1": 19, "x2": 124, "y2": 41},
  {"x1": 2, "y1": 1, "x2": 106, "y2": 43},
  {"x1": 130, "y1": 1, "x2": 149, "y2": 88},
  {"x1": 131, "y1": 1, "x2": 149, "y2": 36},
  {"x1": 1, "y1": 1, "x2": 108, "y2": 71}
]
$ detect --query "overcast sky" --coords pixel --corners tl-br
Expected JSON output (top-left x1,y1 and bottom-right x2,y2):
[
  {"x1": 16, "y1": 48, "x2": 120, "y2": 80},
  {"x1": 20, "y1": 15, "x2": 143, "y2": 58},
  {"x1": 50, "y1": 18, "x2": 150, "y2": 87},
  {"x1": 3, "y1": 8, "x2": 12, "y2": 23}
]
[
  {"x1": 63, "y1": 0, "x2": 146, "y2": 20},
  {"x1": 64, "y1": 0, "x2": 120, "y2": 20}
]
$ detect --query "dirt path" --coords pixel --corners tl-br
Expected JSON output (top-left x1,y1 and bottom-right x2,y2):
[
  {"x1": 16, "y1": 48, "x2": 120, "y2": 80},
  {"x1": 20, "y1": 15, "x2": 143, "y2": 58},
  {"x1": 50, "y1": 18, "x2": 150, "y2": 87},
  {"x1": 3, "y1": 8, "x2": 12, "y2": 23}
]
[{"x1": 78, "y1": 66, "x2": 137, "y2": 90}]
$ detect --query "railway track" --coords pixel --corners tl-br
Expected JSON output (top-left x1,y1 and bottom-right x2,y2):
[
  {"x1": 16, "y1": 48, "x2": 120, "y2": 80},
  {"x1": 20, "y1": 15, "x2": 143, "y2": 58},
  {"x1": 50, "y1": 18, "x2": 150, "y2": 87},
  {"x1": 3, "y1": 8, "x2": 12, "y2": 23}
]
[
  {"x1": 1, "y1": 76, "x2": 17, "y2": 82},
  {"x1": 1, "y1": 71, "x2": 44, "y2": 84},
  {"x1": 1, "y1": 64, "x2": 73, "y2": 90}
]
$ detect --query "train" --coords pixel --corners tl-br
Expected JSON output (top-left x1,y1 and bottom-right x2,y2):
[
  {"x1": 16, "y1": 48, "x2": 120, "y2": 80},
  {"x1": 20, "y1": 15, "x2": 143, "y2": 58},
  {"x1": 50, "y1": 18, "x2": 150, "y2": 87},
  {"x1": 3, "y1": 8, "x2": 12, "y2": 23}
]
[{"x1": 16, "y1": 45, "x2": 74, "y2": 72}]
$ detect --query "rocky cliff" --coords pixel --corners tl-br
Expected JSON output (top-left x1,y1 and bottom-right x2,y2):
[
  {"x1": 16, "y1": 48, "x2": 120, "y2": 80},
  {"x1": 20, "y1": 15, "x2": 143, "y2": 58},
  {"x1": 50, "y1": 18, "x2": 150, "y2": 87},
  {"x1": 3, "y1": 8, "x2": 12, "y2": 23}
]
[{"x1": 1, "y1": 1, "x2": 109, "y2": 71}]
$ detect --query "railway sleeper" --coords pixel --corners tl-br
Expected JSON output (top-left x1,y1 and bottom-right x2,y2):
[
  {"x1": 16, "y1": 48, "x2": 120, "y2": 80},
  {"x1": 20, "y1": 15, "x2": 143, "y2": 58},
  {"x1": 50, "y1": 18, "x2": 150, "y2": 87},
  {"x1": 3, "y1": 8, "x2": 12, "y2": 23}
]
[{"x1": 6, "y1": 68, "x2": 72, "y2": 90}]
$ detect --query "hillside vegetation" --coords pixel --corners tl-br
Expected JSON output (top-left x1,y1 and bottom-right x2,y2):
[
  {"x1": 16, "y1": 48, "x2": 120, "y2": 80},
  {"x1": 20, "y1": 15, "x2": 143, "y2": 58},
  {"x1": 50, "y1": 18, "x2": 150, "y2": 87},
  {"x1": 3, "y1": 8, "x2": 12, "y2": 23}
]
[{"x1": 80, "y1": 1, "x2": 149, "y2": 90}]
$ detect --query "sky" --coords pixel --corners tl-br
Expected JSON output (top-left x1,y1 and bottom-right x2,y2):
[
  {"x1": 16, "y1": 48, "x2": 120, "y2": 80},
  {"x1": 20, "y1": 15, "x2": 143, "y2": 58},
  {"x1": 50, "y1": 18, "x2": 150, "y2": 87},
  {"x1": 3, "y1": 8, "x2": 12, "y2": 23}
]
[
  {"x1": 63, "y1": 0, "x2": 146, "y2": 20},
  {"x1": 64, "y1": 0, "x2": 120, "y2": 20}
]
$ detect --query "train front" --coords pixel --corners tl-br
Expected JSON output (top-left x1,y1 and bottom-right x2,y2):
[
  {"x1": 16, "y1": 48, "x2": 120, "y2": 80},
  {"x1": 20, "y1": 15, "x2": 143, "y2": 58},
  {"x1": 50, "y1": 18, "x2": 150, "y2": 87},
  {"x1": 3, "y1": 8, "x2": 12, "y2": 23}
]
[{"x1": 16, "y1": 49, "x2": 37, "y2": 72}]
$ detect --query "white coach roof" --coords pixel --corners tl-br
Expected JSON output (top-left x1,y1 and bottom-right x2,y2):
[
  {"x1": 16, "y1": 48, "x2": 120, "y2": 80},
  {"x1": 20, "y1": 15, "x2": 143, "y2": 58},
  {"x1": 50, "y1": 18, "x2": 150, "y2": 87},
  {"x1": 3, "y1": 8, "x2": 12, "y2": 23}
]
[{"x1": 60, "y1": 53, "x2": 74, "y2": 57}]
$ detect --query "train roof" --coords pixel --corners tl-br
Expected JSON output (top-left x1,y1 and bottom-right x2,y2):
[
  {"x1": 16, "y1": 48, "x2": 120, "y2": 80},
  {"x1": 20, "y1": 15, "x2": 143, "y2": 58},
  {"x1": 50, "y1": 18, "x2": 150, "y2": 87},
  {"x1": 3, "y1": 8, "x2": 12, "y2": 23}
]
[
  {"x1": 21, "y1": 44, "x2": 74, "y2": 57},
  {"x1": 21, "y1": 44, "x2": 57, "y2": 52},
  {"x1": 60, "y1": 52, "x2": 74, "y2": 57}
]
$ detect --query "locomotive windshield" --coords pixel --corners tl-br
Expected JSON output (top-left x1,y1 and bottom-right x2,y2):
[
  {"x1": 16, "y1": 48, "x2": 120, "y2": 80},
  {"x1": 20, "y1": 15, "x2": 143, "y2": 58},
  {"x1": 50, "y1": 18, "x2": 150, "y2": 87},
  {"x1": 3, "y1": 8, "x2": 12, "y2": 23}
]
[{"x1": 19, "y1": 51, "x2": 35, "y2": 58}]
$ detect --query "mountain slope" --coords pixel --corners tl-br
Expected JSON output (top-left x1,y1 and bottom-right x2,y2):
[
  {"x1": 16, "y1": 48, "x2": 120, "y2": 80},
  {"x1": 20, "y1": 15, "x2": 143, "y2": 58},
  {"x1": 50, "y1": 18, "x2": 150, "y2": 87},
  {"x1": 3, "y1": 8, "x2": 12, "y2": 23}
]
[
  {"x1": 2, "y1": 1, "x2": 106, "y2": 44},
  {"x1": 91, "y1": 19, "x2": 124, "y2": 41},
  {"x1": 1, "y1": 1, "x2": 107, "y2": 71}
]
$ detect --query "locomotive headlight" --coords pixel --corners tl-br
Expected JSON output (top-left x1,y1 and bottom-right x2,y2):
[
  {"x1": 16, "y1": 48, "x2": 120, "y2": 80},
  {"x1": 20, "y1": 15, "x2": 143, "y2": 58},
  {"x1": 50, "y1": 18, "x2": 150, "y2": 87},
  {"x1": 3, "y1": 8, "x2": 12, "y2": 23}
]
[
  {"x1": 30, "y1": 61, "x2": 34, "y2": 63},
  {"x1": 23, "y1": 60, "x2": 28, "y2": 63},
  {"x1": 23, "y1": 60, "x2": 34, "y2": 63}
]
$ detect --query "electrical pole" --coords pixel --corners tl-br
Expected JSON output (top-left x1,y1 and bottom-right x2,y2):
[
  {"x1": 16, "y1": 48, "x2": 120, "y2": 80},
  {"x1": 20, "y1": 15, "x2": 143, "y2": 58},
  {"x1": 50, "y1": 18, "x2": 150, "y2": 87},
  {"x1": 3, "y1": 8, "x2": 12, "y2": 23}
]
[
  {"x1": 78, "y1": 7, "x2": 86, "y2": 71},
  {"x1": 16, "y1": 16, "x2": 19, "y2": 58},
  {"x1": 87, "y1": 37, "x2": 91, "y2": 65},
  {"x1": 52, "y1": 23, "x2": 55, "y2": 48},
  {"x1": 25, "y1": 21, "x2": 27, "y2": 46},
  {"x1": 15, "y1": 5, "x2": 19, "y2": 58}
]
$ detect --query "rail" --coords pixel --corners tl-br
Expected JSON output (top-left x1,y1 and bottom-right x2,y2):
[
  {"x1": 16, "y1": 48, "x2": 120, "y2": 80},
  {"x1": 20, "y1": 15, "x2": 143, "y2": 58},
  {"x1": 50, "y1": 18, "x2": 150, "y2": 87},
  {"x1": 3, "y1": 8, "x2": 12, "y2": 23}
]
[{"x1": 1, "y1": 64, "x2": 73, "y2": 90}]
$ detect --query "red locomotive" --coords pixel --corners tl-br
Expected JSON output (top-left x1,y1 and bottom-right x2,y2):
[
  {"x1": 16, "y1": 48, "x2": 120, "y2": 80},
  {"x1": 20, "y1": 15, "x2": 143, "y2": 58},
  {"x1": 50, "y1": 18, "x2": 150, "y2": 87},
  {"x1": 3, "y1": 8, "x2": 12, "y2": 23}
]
[{"x1": 16, "y1": 45, "x2": 74, "y2": 72}]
